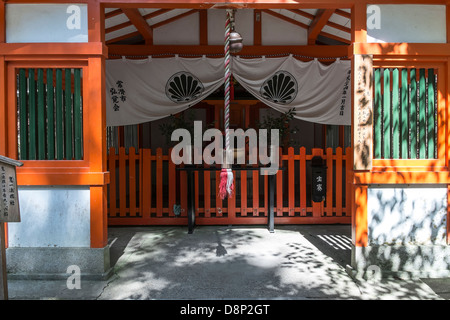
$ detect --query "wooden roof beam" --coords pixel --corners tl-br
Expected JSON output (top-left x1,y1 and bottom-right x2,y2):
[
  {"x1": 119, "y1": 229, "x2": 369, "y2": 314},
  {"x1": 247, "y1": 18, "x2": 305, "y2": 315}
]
[
  {"x1": 106, "y1": 9, "x2": 196, "y2": 44},
  {"x1": 308, "y1": 9, "x2": 335, "y2": 44},
  {"x1": 262, "y1": 9, "x2": 309, "y2": 29},
  {"x1": 319, "y1": 31, "x2": 351, "y2": 44},
  {"x1": 105, "y1": 9, "x2": 172, "y2": 34},
  {"x1": 105, "y1": 8, "x2": 123, "y2": 19},
  {"x1": 107, "y1": 44, "x2": 350, "y2": 58},
  {"x1": 151, "y1": 9, "x2": 199, "y2": 29},
  {"x1": 287, "y1": 9, "x2": 351, "y2": 34},
  {"x1": 199, "y1": 10, "x2": 208, "y2": 45},
  {"x1": 106, "y1": 31, "x2": 141, "y2": 45},
  {"x1": 262, "y1": 9, "x2": 349, "y2": 44},
  {"x1": 335, "y1": 9, "x2": 351, "y2": 20},
  {"x1": 121, "y1": 8, "x2": 154, "y2": 45}
]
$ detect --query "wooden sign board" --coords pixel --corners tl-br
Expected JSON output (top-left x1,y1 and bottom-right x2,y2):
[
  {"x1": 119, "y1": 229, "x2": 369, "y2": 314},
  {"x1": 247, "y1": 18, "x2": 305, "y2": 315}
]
[
  {"x1": 0, "y1": 156, "x2": 22, "y2": 300},
  {"x1": 0, "y1": 156, "x2": 23, "y2": 223},
  {"x1": 353, "y1": 54, "x2": 373, "y2": 171}
]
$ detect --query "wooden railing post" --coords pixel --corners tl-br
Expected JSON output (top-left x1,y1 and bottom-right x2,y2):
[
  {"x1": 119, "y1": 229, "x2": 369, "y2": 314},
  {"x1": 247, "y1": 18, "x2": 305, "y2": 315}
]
[
  {"x1": 325, "y1": 147, "x2": 333, "y2": 217},
  {"x1": 118, "y1": 147, "x2": 126, "y2": 217},
  {"x1": 129, "y1": 147, "x2": 137, "y2": 217},
  {"x1": 168, "y1": 148, "x2": 176, "y2": 217},
  {"x1": 288, "y1": 147, "x2": 295, "y2": 216},
  {"x1": 299, "y1": 147, "x2": 307, "y2": 216},
  {"x1": 108, "y1": 147, "x2": 117, "y2": 217}
]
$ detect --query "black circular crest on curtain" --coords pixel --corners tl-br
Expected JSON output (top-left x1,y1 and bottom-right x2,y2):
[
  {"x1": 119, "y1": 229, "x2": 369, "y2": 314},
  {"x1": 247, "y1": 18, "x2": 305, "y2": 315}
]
[
  {"x1": 165, "y1": 72, "x2": 205, "y2": 103},
  {"x1": 260, "y1": 71, "x2": 298, "y2": 105}
]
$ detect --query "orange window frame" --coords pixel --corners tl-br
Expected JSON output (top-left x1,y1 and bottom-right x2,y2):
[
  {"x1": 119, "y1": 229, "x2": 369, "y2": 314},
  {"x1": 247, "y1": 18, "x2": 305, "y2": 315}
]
[
  {"x1": 6, "y1": 60, "x2": 91, "y2": 172},
  {"x1": 371, "y1": 60, "x2": 448, "y2": 173}
]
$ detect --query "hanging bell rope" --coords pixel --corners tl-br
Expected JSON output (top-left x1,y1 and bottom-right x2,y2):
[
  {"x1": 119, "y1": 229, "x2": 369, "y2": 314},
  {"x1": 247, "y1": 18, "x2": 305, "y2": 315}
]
[{"x1": 219, "y1": 9, "x2": 235, "y2": 200}]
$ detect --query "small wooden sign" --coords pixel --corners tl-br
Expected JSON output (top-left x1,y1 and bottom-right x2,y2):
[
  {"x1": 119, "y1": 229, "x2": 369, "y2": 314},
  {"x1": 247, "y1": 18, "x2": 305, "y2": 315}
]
[
  {"x1": 0, "y1": 156, "x2": 22, "y2": 223},
  {"x1": 353, "y1": 54, "x2": 374, "y2": 171},
  {"x1": 0, "y1": 156, "x2": 22, "y2": 300}
]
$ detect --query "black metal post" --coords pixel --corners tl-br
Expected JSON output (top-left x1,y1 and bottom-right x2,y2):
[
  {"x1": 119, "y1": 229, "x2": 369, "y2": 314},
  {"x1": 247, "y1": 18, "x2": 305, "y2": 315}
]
[
  {"x1": 268, "y1": 174, "x2": 275, "y2": 233},
  {"x1": 187, "y1": 170, "x2": 195, "y2": 234}
]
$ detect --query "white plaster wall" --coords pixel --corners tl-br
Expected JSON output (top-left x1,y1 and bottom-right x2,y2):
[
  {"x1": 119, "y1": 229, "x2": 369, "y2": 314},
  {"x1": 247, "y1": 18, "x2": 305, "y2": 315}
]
[
  {"x1": 8, "y1": 186, "x2": 91, "y2": 248},
  {"x1": 367, "y1": 5, "x2": 446, "y2": 43},
  {"x1": 6, "y1": 4, "x2": 88, "y2": 43},
  {"x1": 154, "y1": 11, "x2": 200, "y2": 45},
  {"x1": 367, "y1": 186, "x2": 447, "y2": 246}
]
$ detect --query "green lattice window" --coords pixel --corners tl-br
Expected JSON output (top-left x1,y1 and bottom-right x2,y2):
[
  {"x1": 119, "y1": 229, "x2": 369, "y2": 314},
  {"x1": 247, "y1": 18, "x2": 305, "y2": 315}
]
[
  {"x1": 373, "y1": 68, "x2": 437, "y2": 160},
  {"x1": 17, "y1": 68, "x2": 83, "y2": 160}
]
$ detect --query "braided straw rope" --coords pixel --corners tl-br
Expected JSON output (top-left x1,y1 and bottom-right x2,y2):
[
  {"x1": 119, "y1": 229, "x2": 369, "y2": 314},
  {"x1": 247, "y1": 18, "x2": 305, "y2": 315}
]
[
  {"x1": 219, "y1": 9, "x2": 234, "y2": 199},
  {"x1": 224, "y1": 10, "x2": 231, "y2": 159}
]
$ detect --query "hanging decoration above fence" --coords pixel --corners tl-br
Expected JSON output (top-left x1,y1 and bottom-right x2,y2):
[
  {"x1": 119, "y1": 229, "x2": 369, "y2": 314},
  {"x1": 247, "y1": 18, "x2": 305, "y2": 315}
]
[{"x1": 105, "y1": 55, "x2": 351, "y2": 127}]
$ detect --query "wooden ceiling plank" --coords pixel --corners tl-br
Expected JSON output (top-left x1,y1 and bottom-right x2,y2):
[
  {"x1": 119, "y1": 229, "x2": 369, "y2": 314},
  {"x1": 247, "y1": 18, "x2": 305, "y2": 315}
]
[{"x1": 308, "y1": 9, "x2": 335, "y2": 44}]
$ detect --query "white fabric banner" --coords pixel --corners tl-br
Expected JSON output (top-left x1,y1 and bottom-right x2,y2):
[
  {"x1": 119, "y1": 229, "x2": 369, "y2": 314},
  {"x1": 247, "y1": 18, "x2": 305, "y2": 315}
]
[
  {"x1": 105, "y1": 55, "x2": 351, "y2": 126},
  {"x1": 232, "y1": 55, "x2": 351, "y2": 126},
  {"x1": 106, "y1": 56, "x2": 225, "y2": 126}
]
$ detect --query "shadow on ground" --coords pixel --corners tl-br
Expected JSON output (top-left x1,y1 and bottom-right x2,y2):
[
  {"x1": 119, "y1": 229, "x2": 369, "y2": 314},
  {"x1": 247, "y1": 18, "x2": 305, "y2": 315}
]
[{"x1": 98, "y1": 225, "x2": 442, "y2": 300}]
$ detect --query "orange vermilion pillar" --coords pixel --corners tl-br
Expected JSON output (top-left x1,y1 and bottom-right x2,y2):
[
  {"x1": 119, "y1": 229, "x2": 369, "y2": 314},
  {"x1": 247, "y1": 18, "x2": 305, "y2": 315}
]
[
  {"x1": 352, "y1": 185, "x2": 368, "y2": 247},
  {"x1": 0, "y1": 0, "x2": 5, "y2": 157},
  {"x1": 350, "y1": 1, "x2": 369, "y2": 248},
  {"x1": 88, "y1": 0, "x2": 108, "y2": 248}
]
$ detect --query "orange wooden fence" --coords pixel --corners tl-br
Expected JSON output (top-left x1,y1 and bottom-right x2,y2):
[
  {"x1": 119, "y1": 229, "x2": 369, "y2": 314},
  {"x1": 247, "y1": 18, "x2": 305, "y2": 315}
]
[{"x1": 107, "y1": 147, "x2": 352, "y2": 226}]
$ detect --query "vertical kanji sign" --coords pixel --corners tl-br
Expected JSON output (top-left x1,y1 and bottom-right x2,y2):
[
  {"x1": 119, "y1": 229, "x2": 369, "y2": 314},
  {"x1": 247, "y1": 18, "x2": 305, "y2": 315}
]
[
  {"x1": 0, "y1": 156, "x2": 23, "y2": 300},
  {"x1": 311, "y1": 156, "x2": 327, "y2": 203},
  {"x1": 353, "y1": 54, "x2": 373, "y2": 171}
]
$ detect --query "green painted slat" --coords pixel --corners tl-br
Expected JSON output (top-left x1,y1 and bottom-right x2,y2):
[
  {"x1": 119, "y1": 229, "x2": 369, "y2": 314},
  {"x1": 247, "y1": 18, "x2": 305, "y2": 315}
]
[
  {"x1": 46, "y1": 69, "x2": 55, "y2": 160},
  {"x1": 418, "y1": 69, "x2": 426, "y2": 159},
  {"x1": 28, "y1": 69, "x2": 36, "y2": 160},
  {"x1": 409, "y1": 69, "x2": 417, "y2": 159},
  {"x1": 374, "y1": 68, "x2": 381, "y2": 159},
  {"x1": 427, "y1": 69, "x2": 435, "y2": 159},
  {"x1": 65, "y1": 69, "x2": 73, "y2": 160},
  {"x1": 73, "y1": 69, "x2": 82, "y2": 160},
  {"x1": 37, "y1": 69, "x2": 45, "y2": 160},
  {"x1": 401, "y1": 69, "x2": 408, "y2": 159},
  {"x1": 383, "y1": 68, "x2": 391, "y2": 159},
  {"x1": 392, "y1": 68, "x2": 400, "y2": 159},
  {"x1": 19, "y1": 69, "x2": 27, "y2": 160},
  {"x1": 55, "y1": 69, "x2": 64, "y2": 160}
]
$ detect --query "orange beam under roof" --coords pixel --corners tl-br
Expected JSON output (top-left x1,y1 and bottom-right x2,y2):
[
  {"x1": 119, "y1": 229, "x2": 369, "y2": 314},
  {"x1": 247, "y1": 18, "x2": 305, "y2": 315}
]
[
  {"x1": 101, "y1": 0, "x2": 353, "y2": 9},
  {"x1": 308, "y1": 9, "x2": 335, "y2": 44},
  {"x1": 100, "y1": 0, "x2": 449, "y2": 9},
  {"x1": 106, "y1": 44, "x2": 350, "y2": 58}
]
